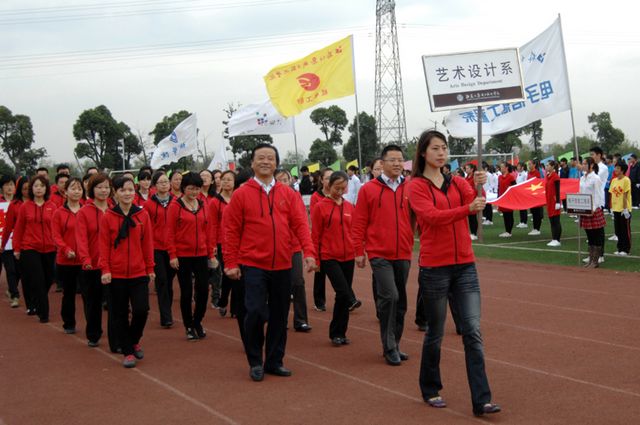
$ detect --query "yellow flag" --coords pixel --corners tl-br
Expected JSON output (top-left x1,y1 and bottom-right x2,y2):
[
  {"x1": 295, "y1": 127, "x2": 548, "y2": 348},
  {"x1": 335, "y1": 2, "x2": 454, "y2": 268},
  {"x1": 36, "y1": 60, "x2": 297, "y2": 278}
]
[
  {"x1": 264, "y1": 36, "x2": 355, "y2": 117},
  {"x1": 308, "y1": 162, "x2": 320, "y2": 173},
  {"x1": 346, "y1": 159, "x2": 358, "y2": 170}
]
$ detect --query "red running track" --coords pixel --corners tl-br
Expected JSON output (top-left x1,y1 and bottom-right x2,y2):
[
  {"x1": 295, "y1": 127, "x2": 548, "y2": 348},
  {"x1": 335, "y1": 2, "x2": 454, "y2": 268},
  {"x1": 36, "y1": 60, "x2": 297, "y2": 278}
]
[{"x1": 1, "y1": 258, "x2": 639, "y2": 424}]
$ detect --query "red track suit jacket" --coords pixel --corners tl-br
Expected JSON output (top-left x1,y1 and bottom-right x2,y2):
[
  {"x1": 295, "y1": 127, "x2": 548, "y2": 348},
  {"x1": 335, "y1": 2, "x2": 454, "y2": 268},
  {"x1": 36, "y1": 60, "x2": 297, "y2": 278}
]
[
  {"x1": 13, "y1": 200, "x2": 57, "y2": 254},
  {"x1": 351, "y1": 178, "x2": 413, "y2": 261},
  {"x1": 222, "y1": 179, "x2": 314, "y2": 271},
  {"x1": 497, "y1": 173, "x2": 516, "y2": 213},
  {"x1": 545, "y1": 172, "x2": 561, "y2": 218},
  {"x1": 143, "y1": 194, "x2": 176, "y2": 251},
  {"x1": 208, "y1": 195, "x2": 228, "y2": 247},
  {"x1": 408, "y1": 175, "x2": 476, "y2": 268},
  {"x1": 76, "y1": 203, "x2": 106, "y2": 269},
  {"x1": 98, "y1": 206, "x2": 154, "y2": 279},
  {"x1": 310, "y1": 191, "x2": 326, "y2": 212},
  {"x1": 52, "y1": 205, "x2": 82, "y2": 266},
  {"x1": 311, "y1": 197, "x2": 355, "y2": 264},
  {"x1": 166, "y1": 198, "x2": 214, "y2": 260},
  {"x1": 1, "y1": 199, "x2": 23, "y2": 250},
  {"x1": 289, "y1": 191, "x2": 306, "y2": 254}
]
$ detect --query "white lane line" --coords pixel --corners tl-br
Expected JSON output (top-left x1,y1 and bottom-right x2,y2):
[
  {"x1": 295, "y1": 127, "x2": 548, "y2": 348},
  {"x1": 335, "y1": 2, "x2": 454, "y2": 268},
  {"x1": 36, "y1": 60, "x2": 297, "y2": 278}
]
[
  {"x1": 484, "y1": 295, "x2": 640, "y2": 321},
  {"x1": 45, "y1": 323, "x2": 239, "y2": 425},
  {"x1": 308, "y1": 314, "x2": 640, "y2": 399},
  {"x1": 482, "y1": 320, "x2": 640, "y2": 352},
  {"x1": 489, "y1": 278, "x2": 640, "y2": 299},
  {"x1": 203, "y1": 327, "x2": 491, "y2": 424},
  {"x1": 473, "y1": 244, "x2": 640, "y2": 260}
]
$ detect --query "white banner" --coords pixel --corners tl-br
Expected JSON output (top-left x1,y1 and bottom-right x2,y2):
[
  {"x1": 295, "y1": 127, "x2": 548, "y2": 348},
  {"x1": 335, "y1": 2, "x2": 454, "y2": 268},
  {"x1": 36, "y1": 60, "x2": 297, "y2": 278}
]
[
  {"x1": 445, "y1": 18, "x2": 570, "y2": 137},
  {"x1": 150, "y1": 114, "x2": 198, "y2": 169},
  {"x1": 208, "y1": 141, "x2": 229, "y2": 171},
  {"x1": 228, "y1": 100, "x2": 293, "y2": 137}
]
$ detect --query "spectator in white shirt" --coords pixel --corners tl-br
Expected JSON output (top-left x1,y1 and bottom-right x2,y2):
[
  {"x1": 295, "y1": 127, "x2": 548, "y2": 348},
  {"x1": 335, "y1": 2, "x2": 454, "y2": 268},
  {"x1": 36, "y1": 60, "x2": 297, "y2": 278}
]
[
  {"x1": 590, "y1": 146, "x2": 608, "y2": 208},
  {"x1": 344, "y1": 165, "x2": 362, "y2": 205}
]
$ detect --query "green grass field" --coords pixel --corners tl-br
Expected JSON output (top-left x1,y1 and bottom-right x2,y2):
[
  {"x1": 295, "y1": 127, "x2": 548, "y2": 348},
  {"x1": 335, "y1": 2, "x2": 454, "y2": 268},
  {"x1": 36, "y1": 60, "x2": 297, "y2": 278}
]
[{"x1": 466, "y1": 209, "x2": 640, "y2": 272}]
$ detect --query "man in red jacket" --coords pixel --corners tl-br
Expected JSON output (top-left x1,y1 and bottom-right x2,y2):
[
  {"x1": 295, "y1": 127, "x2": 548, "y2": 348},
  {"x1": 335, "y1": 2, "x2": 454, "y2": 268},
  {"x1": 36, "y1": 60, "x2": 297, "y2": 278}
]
[
  {"x1": 352, "y1": 145, "x2": 413, "y2": 366},
  {"x1": 223, "y1": 144, "x2": 316, "y2": 382}
]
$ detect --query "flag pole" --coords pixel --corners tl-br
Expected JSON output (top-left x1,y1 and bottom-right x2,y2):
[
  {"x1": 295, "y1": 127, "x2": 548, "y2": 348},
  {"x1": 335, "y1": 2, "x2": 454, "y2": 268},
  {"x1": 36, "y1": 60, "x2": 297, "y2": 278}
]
[
  {"x1": 476, "y1": 106, "x2": 484, "y2": 243},
  {"x1": 557, "y1": 14, "x2": 579, "y2": 161},
  {"x1": 557, "y1": 13, "x2": 581, "y2": 264},
  {"x1": 350, "y1": 35, "x2": 363, "y2": 173},
  {"x1": 292, "y1": 116, "x2": 301, "y2": 171}
]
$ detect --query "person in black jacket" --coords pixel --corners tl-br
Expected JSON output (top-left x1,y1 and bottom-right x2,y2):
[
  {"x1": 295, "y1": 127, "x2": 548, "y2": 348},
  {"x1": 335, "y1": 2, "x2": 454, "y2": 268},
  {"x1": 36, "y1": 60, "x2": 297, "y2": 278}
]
[
  {"x1": 299, "y1": 166, "x2": 314, "y2": 195},
  {"x1": 628, "y1": 154, "x2": 640, "y2": 208}
]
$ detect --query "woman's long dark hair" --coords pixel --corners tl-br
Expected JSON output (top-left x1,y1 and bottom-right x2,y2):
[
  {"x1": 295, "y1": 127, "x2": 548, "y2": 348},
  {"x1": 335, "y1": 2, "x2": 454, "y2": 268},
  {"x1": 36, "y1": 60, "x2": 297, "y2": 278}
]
[{"x1": 411, "y1": 129, "x2": 447, "y2": 178}]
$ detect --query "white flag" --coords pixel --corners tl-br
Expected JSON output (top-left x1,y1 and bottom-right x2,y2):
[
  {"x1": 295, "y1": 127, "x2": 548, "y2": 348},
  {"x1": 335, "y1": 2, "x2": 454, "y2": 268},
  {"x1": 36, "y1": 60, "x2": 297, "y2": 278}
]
[
  {"x1": 228, "y1": 100, "x2": 293, "y2": 137},
  {"x1": 207, "y1": 141, "x2": 229, "y2": 171},
  {"x1": 150, "y1": 114, "x2": 198, "y2": 169},
  {"x1": 445, "y1": 18, "x2": 571, "y2": 137}
]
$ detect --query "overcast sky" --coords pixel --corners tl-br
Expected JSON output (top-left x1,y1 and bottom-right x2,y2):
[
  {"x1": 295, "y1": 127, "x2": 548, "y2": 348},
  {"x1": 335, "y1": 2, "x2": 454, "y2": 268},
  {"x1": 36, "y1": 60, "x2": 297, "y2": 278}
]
[{"x1": 2, "y1": 0, "x2": 639, "y2": 166}]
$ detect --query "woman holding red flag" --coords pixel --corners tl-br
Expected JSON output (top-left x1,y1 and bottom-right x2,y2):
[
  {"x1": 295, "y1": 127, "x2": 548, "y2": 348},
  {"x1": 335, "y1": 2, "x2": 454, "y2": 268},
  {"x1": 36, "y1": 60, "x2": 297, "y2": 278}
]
[
  {"x1": 527, "y1": 160, "x2": 543, "y2": 235},
  {"x1": 497, "y1": 162, "x2": 516, "y2": 238},
  {"x1": 544, "y1": 160, "x2": 562, "y2": 247}
]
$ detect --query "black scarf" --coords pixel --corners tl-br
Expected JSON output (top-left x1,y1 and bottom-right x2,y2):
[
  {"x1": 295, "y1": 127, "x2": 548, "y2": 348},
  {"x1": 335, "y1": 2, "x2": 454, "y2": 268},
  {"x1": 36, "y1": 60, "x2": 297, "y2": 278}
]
[{"x1": 113, "y1": 204, "x2": 141, "y2": 249}]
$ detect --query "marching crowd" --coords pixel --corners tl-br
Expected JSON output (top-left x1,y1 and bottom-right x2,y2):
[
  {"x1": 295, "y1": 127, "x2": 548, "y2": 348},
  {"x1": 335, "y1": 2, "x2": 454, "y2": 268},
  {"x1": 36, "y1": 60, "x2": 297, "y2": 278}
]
[{"x1": 4, "y1": 130, "x2": 634, "y2": 416}]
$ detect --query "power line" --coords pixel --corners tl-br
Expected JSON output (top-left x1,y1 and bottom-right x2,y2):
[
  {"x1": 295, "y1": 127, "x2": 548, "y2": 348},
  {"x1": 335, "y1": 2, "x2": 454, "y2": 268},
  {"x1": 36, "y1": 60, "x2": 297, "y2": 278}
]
[
  {"x1": 0, "y1": 0, "x2": 305, "y2": 25},
  {"x1": 0, "y1": 26, "x2": 370, "y2": 72}
]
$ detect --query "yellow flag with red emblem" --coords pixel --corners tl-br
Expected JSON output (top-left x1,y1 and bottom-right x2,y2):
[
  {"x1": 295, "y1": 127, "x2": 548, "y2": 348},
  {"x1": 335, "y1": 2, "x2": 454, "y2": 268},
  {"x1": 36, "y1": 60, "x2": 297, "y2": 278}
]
[{"x1": 264, "y1": 35, "x2": 355, "y2": 117}]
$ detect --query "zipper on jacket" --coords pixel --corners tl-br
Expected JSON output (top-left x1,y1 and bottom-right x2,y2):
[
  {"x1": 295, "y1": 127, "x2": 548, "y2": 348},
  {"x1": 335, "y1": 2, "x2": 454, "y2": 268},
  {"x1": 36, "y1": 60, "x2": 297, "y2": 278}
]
[
  {"x1": 444, "y1": 194, "x2": 458, "y2": 263},
  {"x1": 268, "y1": 190, "x2": 276, "y2": 269},
  {"x1": 195, "y1": 210, "x2": 199, "y2": 256},
  {"x1": 393, "y1": 190, "x2": 399, "y2": 258},
  {"x1": 341, "y1": 203, "x2": 346, "y2": 260}
]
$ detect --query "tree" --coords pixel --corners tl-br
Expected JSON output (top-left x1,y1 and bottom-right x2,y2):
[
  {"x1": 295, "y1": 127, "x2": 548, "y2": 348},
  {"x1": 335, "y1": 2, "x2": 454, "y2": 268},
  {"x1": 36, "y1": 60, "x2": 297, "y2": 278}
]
[
  {"x1": 0, "y1": 158, "x2": 14, "y2": 176},
  {"x1": 343, "y1": 112, "x2": 379, "y2": 166},
  {"x1": 521, "y1": 120, "x2": 543, "y2": 158},
  {"x1": 222, "y1": 103, "x2": 273, "y2": 169},
  {"x1": 0, "y1": 106, "x2": 47, "y2": 175},
  {"x1": 73, "y1": 105, "x2": 128, "y2": 170},
  {"x1": 485, "y1": 129, "x2": 522, "y2": 154},
  {"x1": 310, "y1": 105, "x2": 348, "y2": 145},
  {"x1": 587, "y1": 112, "x2": 625, "y2": 154},
  {"x1": 447, "y1": 135, "x2": 476, "y2": 155},
  {"x1": 308, "y1": 138, "x2": 337, "y2": 166}
]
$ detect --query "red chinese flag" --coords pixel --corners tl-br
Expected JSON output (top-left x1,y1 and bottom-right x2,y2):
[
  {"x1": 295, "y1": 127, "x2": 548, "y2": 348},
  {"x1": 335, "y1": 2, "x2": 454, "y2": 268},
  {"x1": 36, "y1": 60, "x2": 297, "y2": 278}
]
[{"x1": 489, "y1": 178, "x2": 580, "y2": 210}]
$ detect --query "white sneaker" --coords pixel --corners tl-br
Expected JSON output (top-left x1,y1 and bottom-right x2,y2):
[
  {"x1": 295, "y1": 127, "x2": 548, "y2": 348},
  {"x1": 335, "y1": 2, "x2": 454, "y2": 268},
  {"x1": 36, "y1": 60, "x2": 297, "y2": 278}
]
[
  {"x1": 483, "y1": 220, "x2": 493, "y2": 226},
  {"x1": 516, "y1": 223, "x2": 528, "y2": 228},
  {"x1": 608, "y1": 235, "x2": 618, "y2": 241},
  {"x1": 498, "y1": 232, "x2": 512, "y2": 238},
  {"x1": 633, "y1": 206, "x2": 639, "y2": 210},
  {"x1": 547, "y1": 240, "x2": 561, "y2": 247},
  {"x1": 613, "y1": 251, "x2": 620, "y2": 255},
  {"x1": 470, "y1": 234, "x2": 478, "y2": 241},
  {"x1": 616, "y1": 251, "x2": 628, "y2": 257},
  {"x1": 528, "y1": 229, "x2": 541, "y2": 236},
  {"x1": 598, "y1": 257, "x2": 605, "y2": 264},
  {"x1": 582, "y1": 257, "x2": 590, "y2": 263},
  {"x1": 574, "y1": 218, "x2": 580, "y2": 223}
]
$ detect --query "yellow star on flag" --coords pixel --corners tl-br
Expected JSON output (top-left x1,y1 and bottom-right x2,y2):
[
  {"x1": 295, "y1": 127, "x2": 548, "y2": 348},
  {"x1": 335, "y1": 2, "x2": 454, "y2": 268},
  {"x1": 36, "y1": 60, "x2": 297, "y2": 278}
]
[{"x1": 528, "y1": 182, "x2": 544, "y2": 192}]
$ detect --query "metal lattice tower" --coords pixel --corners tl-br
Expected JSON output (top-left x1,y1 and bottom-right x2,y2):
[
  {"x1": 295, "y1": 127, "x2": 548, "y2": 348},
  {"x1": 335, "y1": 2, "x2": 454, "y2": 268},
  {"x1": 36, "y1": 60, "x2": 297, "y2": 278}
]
[{"x1": 374, "y1": 0, "x2": 408, "y2": 146}]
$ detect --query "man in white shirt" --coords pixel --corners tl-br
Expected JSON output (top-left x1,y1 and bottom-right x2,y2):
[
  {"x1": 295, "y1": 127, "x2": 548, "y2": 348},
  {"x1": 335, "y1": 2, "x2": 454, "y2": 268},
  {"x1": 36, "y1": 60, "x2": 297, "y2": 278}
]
[
  {"x1": 344, "y1": 165, "x2": 362, "y2": 204},
  {"x1": 590, "y1": 146, "x2": 608, "y2": 208}
]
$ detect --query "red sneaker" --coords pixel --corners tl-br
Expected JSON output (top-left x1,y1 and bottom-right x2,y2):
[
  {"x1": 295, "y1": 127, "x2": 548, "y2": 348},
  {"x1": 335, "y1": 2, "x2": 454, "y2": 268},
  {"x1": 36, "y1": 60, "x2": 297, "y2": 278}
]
[
  {"x1": 123, "y1": 355, "x2": 136, "y2": 368},
  {"x1": 133, "y1": 344, "x2": 144, "y2": 360}
]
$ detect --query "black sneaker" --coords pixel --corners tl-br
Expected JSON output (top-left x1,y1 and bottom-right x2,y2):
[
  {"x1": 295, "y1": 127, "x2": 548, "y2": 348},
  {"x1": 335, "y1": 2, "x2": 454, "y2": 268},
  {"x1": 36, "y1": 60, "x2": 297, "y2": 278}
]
[
  {"x1": 314, "y1": 305, "x2": 326, "y2": 312},
  {"x1": 218, "y1": 307, "x2": 227, "y2": 317},
  {"x1": 186, "y1": 328, "x2": 199, "y2": 341},
  {"x1": 348, "y1": 299, "x2": 362, "y2": 311},
  {"x1": 194, "y1": 324, "x2": 206, "y2": 339}
]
